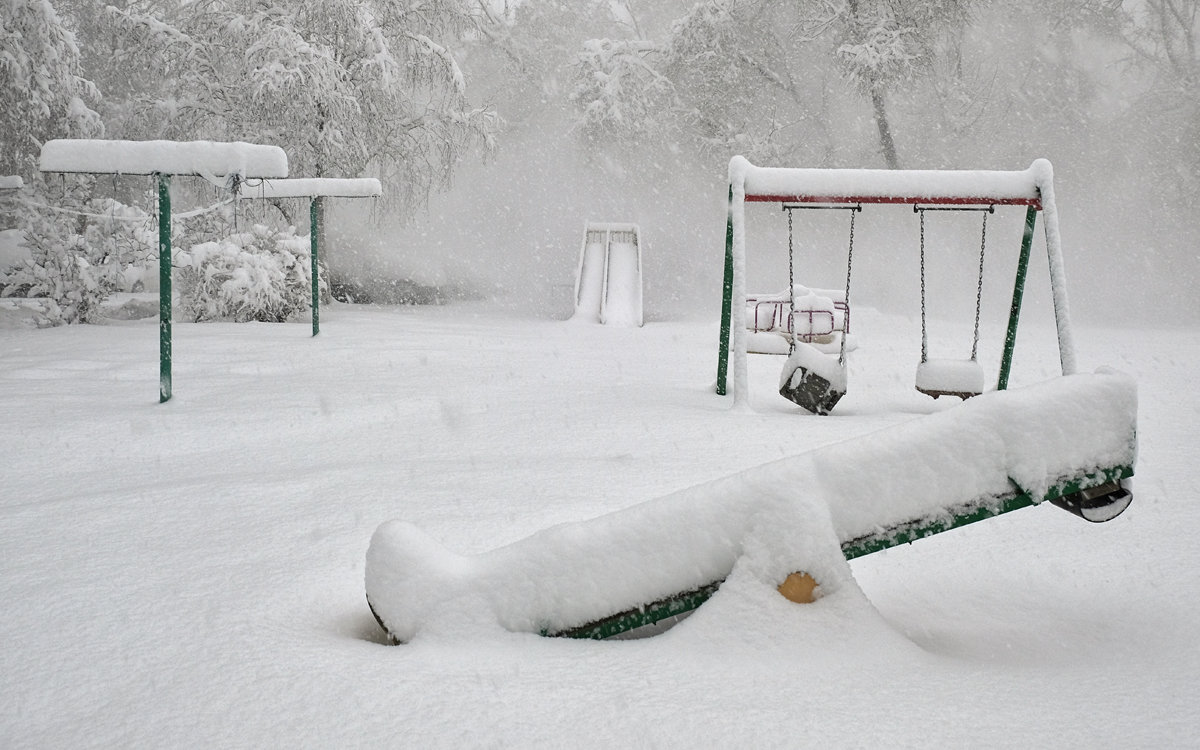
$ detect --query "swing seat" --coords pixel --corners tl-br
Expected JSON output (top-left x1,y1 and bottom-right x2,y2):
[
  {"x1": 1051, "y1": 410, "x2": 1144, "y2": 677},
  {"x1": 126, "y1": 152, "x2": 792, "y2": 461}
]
[
  {"x1": 779, "y1": 343, "x2": 847, "y2": 415},
  {"x1": 915, "y1": 359, "x2": 986, "y2": 400}
]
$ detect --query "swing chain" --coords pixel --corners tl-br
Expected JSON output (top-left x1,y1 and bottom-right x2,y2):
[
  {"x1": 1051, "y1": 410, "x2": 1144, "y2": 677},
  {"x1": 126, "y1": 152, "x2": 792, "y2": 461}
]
[
  {"x1": 228, "y1": 173, "x2": 242, "y2": 233},
  {"x1": 919, "y1": 208, "x2": 927, "y2": 364},
  {"x1": 917, "y1": 203, "x2": 992, "y2": 364},
  {"x1": 786, "y1": 206, "x2": 795, "y2": 356},
  {"x1": 839, "y1": 206, "x2": 858, "y2": 366},
  {"x1": 971, "y1": 209, "x2": 990, "y2": 361}
]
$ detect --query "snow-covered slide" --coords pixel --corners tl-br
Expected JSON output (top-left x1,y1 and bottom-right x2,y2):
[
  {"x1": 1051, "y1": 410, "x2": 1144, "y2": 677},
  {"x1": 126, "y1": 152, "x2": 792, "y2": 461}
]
[
  {"x1": 571, "y1": 223, "x2": 643, "y2": 327},
  {"x1": 366, "y1": 371, "x2": 1137, "y2": 643},
  {"x1": 573, "y1": 233, "x2": 607, "y2": 323}
]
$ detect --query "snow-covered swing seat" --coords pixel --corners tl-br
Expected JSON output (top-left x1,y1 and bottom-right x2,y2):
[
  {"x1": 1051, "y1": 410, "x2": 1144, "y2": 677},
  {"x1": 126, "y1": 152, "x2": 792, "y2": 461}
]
[
  {"x1": 912, "y1": 203, "x2": 992, "y2": 400},
  {"x1": 363, "y1": 157, "x2": 1137, "y2": 644}
]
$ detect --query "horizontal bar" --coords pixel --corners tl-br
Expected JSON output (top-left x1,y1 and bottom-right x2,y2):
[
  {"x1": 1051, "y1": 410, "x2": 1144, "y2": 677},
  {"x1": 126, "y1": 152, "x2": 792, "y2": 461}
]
[
  {"x1": 39, "y1": 138, "x2": 288, "y2": 179},
  {"x1": 239, "y1": 177, "x2": 382, "y2": 199},
  {"x1": 748, "y1": 194, "x2": 1041, "y2": 209},
  {"x1": 914, "y1": 204, "x2": 995, "y2": 213},
  {"x1": 783, "y1": 203, "x2": 862, "y2": 212}
]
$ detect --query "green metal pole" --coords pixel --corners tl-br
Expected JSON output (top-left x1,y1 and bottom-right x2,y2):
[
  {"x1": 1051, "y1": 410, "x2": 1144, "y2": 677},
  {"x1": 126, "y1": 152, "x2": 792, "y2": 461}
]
[
  {"x1": 716, "y1": 185, "x2": 734, "y2": 396},
  {"x1": 997, "y1": 205, "x2": 1038, "y2": 391},
  {"x1": 310, "y1": 196, "x2": 320, "y2": 336},
  {"x1": 157, "y1": 173, "x2": 172, "y2": 403}
]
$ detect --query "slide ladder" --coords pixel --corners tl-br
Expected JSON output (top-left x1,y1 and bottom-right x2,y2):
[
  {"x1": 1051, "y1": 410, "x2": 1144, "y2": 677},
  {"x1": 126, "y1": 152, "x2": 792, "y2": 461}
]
[{"x1": 573, "y1": 222, "x2": 643, "y2": 327}]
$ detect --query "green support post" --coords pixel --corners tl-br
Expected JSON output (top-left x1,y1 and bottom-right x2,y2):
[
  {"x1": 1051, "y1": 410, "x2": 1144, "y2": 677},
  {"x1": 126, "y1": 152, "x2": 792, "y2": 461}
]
[
  {"x1": 997, "y1": 205, "x2": 1039, "y2": 391},
  {"x1": 716, "y1": 185, "x2": 735, "y2": 396},
  {"x1": 157, "y1": 173, "x2": 172, "y2": 403},
  {"x1": 310, "y1": 196, "x2": 320, "y2": 336}
]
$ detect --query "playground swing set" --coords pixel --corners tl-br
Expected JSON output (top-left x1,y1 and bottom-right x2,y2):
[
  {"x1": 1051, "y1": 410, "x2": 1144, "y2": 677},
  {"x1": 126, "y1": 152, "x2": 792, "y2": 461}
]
[
  {"x1": 765, "y1": 198, "x2": 996, "y2": 412},
  {"x1": 718, "y1": 157, "x2": 1063, "y2": 414},
  {"x1": 363, "y1": 156, "x2": 1138, "y2": 644}
]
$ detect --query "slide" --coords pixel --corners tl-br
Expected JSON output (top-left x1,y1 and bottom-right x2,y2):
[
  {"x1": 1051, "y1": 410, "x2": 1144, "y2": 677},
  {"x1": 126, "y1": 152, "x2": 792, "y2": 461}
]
[
  {"x1": 573, "y1": 223, "x2": 643, "y2": 327},
  {"x1": 573, "y1": 233, "x2": 607, "y2": 323}
]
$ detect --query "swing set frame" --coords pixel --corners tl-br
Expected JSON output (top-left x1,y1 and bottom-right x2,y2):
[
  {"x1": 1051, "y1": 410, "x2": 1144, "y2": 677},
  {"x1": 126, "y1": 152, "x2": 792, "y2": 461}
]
[{"x1": 716, "y1": 156, "x2": 1073, "y2": 406}]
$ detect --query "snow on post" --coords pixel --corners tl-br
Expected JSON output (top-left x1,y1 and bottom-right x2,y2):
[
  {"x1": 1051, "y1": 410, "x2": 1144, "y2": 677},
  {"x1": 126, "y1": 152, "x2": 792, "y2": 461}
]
[
  {"x1": 1028, "y1": 159, "x2": 1077, "y2": 375},
  {"x1": 39, "y1": 139, "x2": 288, "y2": 179},
  {"x1": 238, "y1": 177, "x2": 382, "y2": 200},
  {"x1": 734, "y1": 158, "x2": 1043, "y2": 206}
]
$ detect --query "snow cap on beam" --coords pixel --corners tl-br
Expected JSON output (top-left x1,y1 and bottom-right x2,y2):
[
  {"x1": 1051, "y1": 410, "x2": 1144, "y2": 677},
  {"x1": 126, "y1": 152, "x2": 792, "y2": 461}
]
[
  {"x1": 39, "y1": 139, "x2": 288, "y2": 179},
  {"x1": 240, "y1": 177, "x2": 382, "y2": 200},
  {"x1": 0, "y1": 176, "x2": 24, "y2": 190},
  {"x1": 729, "y1": 155, "x2": 1046, "y2": 206}
]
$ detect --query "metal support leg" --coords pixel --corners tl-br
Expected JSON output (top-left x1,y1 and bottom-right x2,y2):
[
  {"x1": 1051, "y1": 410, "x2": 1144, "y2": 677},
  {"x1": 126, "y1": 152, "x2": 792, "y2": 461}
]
[
  {"x1": 310, "y1": 197, "x2": 320, "y2": 336},
  {"x1": 157, "y1": 173, "x2": 172, "y2": 403},
  {"x1": 716, "y1": 185, "x2": 734, "y2": 396},
  {"x1": 997, "y1": 206, "x2": 1038, "y2": 391}
]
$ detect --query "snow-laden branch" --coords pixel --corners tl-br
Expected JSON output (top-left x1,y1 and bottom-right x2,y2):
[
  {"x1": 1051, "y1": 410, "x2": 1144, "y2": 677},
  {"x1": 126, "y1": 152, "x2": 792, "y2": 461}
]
[{"x1": 409, "y1": 33, "x2": 466, "y2": 95}]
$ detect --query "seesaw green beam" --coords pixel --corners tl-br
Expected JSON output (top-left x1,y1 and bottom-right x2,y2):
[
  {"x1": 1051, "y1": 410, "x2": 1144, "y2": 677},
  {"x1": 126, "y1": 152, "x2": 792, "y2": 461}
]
[{"x1": 546, "y1": 463, "x2": 1133, "y2": 640}]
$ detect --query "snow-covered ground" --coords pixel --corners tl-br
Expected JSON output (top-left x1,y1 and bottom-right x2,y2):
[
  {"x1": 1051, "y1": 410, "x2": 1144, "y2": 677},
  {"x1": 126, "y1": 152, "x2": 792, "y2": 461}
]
[{"x1": 1, "y1": 302, "x2": 1196, "y2": 747}]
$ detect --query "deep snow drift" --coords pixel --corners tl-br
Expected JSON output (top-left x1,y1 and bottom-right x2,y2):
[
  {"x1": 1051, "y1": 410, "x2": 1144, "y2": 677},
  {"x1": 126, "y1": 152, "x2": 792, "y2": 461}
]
[{"x1": 0, "y1": 302, "x2": 1195, "y2": 747}]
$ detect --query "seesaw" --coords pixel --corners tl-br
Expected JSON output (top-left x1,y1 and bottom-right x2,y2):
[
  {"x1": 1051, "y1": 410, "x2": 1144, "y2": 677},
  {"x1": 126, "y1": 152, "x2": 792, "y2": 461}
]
[{"x1": 365, "y1": 371, "x2": 1136, "y2": 643}]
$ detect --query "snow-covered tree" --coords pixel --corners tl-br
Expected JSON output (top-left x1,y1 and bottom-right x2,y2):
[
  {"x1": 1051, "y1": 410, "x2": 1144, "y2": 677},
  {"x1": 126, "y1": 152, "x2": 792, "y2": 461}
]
[
  {"x1": 98, "y1": 0, "x2": 496, "y2": 209},
  {"x1": 835, "y1": 0, "x2": 971, "y2": 168},
  {"x1": 473, "y1": 0, "x2": 645, "y2": 124},
  {"x1": 571, "y1": 38, "x2": 674, "y2": 144},
  {"x1": 566, "y1": 0, "x2": 976, "y2": 169},
  {"x1": 0, "y1": 0, "x2": 103, "y2": 175},
  {"x1": 1098, "y1": 0, "x2": 1200, "y2": 198}
]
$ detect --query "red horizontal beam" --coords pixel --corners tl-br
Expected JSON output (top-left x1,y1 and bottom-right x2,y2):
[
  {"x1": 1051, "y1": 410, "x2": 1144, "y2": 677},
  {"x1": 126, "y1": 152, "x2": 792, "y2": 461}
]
[{"x1": 745, "y1": 194, "x2": 1042, "y2": 209}]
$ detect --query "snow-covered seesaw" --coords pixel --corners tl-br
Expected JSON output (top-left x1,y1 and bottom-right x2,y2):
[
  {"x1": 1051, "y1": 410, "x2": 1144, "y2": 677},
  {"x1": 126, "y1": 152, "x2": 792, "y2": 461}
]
[
  {"x1": 367, "y1": 372, "x2": 1135, "y2": 642},
  {"x1": 366, "y1": 158, "x2": 1137, "y2": 642}
]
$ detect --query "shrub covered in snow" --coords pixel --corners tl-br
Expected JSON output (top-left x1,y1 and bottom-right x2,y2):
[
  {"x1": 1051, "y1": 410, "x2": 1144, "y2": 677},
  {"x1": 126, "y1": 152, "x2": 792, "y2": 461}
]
[
  {"x1": 177, "y1": 224, "x2": 327, "y2": 323},
  {"x1": 0, "y1": 179, "x2": 155, "y2": 324},
  {"x1": 2, "y1": 179, "x2": 329, "y2": 326}
]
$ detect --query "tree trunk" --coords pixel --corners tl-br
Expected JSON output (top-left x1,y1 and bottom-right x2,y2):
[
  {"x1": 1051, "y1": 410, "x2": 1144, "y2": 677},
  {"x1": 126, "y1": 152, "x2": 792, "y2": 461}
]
[
  {"x1": 846, "y1": 0, "x2": 902, "y2": 169},
  {"x1": 870, "y1": 84, "x2": 901, "y2": 169}
]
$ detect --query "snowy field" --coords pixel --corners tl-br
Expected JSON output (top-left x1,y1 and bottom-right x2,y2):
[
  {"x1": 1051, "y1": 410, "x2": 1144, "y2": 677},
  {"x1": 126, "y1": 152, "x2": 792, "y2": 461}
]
[{"x1": 1, "y1": 301, "x2": 1197, "y2": 747}]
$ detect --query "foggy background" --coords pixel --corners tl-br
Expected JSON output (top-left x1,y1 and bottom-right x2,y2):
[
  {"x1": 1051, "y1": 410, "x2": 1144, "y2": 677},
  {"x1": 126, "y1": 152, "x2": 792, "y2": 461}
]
[
  {"x1": 5, "y1": 0, "x2": 1195, "y2": 327},
  {"x1": 332, "y1": 1, "x2": 1197, "y2": 328}
]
